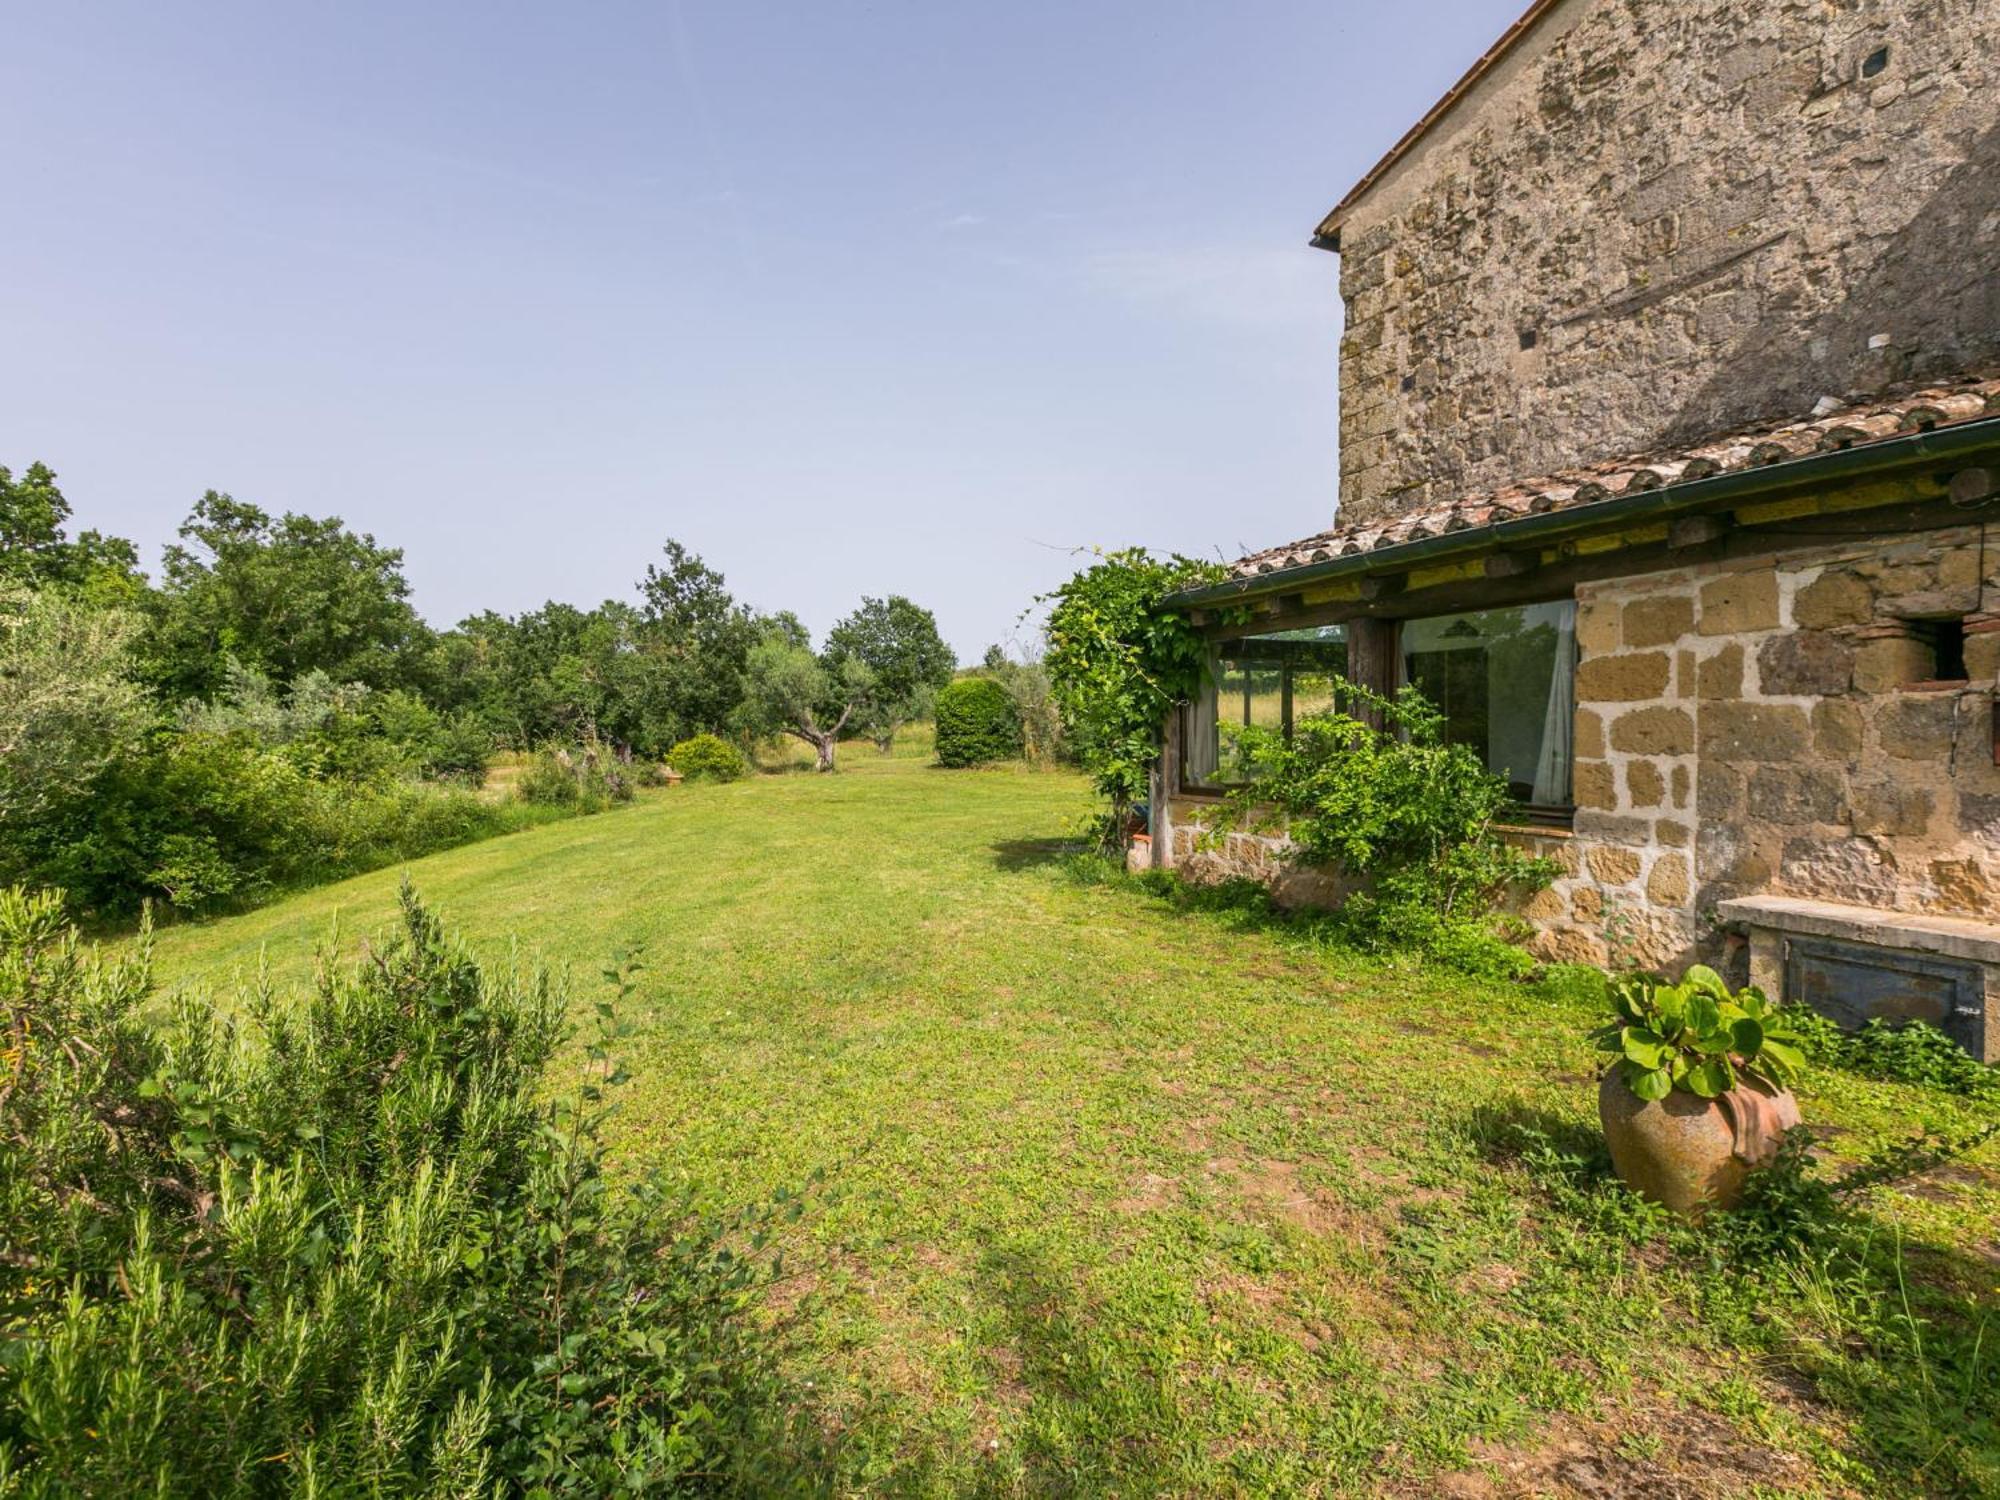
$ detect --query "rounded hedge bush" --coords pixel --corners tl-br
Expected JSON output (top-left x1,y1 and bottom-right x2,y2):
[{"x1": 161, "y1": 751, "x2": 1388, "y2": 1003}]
[
  {"x1": 933, "y1": 677, "x2": 1022, "y2": 767},
  {"x1": 666, "y1": 732, "x2": 747, "y2": 783}
]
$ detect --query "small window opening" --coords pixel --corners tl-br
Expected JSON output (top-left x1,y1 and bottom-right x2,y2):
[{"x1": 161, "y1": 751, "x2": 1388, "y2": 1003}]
[
  {"x1": 1518, "y1": 327, "x2": 1538, "y2": 350},
  {"x1": 1913, "y1": 617, "x2": 1968, "y2": 683},
  {"x1": 1861, "y1": 45, "x2": 1890, "y2": 78}
]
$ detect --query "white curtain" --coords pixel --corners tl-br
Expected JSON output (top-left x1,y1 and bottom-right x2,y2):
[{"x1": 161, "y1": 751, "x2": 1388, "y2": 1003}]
[
  {"x1": 1184, "y1": 652, "x2": 1220, "y2": 784},
  {"x1": 1531, "y1": 600, "x2": 1577, "y2": 806}
]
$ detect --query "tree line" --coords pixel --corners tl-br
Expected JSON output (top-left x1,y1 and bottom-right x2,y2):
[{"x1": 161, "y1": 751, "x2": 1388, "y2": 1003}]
[{"x1": 0, "y1": 460, "x2": 958, "y2": 915}]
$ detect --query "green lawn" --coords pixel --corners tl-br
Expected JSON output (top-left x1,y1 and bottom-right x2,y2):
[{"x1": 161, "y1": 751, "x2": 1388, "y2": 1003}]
[{"x1": 144, "y1": 750, "x2": 2000, "y2": 1496}]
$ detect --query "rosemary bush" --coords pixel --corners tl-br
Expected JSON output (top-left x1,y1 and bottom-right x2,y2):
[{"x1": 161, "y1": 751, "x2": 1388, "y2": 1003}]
[{"x1": 0, "y1": 883, "x2": 810, "y2": 1496}]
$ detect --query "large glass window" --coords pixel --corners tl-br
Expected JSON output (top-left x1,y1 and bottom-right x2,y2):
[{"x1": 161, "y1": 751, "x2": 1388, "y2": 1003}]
[
  {"x1": 1400, "y1": 600, "x2": 1577, "y2": 811},
  {"x1": 1183, "y1": 624, "x2": 1347, "y2": 786}
]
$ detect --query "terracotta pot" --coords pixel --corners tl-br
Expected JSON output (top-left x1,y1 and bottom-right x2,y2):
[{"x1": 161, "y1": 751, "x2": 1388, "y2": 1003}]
[
  {"x1": 1125, "y1": 834, "x2": 1152, "y2": 876},
  {"x1": 1597, "y1": 1069, "x2": 1800, "y2": 1218}
]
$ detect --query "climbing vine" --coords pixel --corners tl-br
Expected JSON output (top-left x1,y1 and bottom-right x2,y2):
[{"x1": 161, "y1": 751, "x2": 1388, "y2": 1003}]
[{"x1": 1040, "y1": 548, "x2": 1229, "y2": 831}]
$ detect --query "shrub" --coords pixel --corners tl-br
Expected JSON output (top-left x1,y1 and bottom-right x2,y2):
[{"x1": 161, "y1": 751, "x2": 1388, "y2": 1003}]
[
  {"x1": 667, "y1": 732, "x2": 747, "y2": 783},
  {"x1": 1792, "y1": 1011, "x2": 2000, "y2": 1099},
  {"x1": 0, "y1": 882, "x2": 815, "y2": 1493},
  {"x1": 2, "y1": 733, "x2": 534, "y2": 917},
  {"x1": 516, "y1": 741, "x2": 635, "y2": 811},
  {"x1": 933, "y1": 677, "x2": 1021, "y2": 767},
  {"x1": 1211, "y1": 678, "x2": 1554, "y2": 971}
]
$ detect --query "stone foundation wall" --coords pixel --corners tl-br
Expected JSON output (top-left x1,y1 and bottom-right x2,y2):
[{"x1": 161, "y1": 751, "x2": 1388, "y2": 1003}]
[{"x1": 1166, "y1": 525, "x2": 2000, "y2": 972}]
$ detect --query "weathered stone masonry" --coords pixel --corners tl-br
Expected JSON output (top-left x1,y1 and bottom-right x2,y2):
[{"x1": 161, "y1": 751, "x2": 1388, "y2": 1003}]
[
  {"x1": 1526, "y1": 522, "x2": 2000, "y2": 973},
  {"x1": 1331, "y1": 0, "x2": 2000, "y2": 526}
]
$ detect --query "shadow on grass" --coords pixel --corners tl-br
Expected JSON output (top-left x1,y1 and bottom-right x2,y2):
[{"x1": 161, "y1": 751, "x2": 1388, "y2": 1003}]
[
  {"x1": 1470, "y1": 1092, "x2": 2000, "y2": 1492},
  {"x1": 988, "y1": 837, "x2": 1085, "y2": 872}
]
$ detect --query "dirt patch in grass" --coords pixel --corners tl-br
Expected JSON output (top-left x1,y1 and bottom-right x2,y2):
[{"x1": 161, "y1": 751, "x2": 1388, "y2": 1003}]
[{"x1": 1416, "y1": 1400, "x2": 1823, "y2": 1499}]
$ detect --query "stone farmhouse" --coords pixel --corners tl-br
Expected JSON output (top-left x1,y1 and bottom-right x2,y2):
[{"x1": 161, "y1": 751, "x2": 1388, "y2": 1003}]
[{"x1": 1149, "y1": 0, "x2": 2000, "y2": 1054}]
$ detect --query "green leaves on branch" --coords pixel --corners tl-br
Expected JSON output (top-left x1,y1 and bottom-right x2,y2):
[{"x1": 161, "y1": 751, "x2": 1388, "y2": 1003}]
[
  {"x1": 1594, "y1": 964, "x2": 1810, "y2": 1101},
  {"x1": 1041, "y1": 549, "x2": 1228, "y2": 814},
  {"x1": 1207, "y1": 677, "x2": 1555, "y2": 972}
]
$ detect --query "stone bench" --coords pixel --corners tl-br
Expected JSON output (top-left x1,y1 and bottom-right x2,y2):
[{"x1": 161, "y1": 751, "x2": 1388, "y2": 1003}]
[{"x1": 1717, "y1": 894, "x2": 2000, "y2": 1060}]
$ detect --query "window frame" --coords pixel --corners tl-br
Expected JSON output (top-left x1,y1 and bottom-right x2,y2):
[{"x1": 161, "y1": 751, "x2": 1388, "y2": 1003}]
[
  {"x1": 1176, "y1": 598, "x2": 1580, "y2": 830},
  {"x1": 1177, "y1": 627, "x2": 1350, "y2": 793}
]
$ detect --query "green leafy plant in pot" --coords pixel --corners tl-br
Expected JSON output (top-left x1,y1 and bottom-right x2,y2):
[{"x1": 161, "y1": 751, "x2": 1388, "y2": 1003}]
[{"x1": 1591, "y1": 964, "x2": 1810, "y2": 1217}]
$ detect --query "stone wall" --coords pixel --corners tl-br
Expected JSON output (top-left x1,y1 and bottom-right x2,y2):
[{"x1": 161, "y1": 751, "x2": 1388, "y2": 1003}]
[
  {"x1": 1334, "y1": 0, "x2": 2000, "y2": 524},
  {"x1": 1540, "y1": 523, "x2": 2000, "y2": 969},
  {"x1": 1167, "y1": 525, "x2": 2000, "y2": 973}
]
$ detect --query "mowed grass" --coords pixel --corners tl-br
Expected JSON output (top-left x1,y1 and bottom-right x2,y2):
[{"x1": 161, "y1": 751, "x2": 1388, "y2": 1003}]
[{"x1": 143, "y1": 748, "x2": 2000, "y2": 1496}]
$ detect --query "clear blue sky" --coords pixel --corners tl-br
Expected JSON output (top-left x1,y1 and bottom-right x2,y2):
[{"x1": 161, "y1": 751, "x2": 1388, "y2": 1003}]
[{"x1": 2, "y1": 0, "x2": 1523, "y2": 660}]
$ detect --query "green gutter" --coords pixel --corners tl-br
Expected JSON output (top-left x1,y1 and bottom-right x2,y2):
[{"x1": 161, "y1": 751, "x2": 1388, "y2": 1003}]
[{"x1": 1167, "y1": 415, "x2": 2000, "y2": 609}]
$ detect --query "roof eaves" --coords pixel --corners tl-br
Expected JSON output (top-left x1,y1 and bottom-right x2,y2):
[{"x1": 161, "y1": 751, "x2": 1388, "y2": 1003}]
[{"x1": 1166, "y1": 415, "x2": 2000, "y2": 609}]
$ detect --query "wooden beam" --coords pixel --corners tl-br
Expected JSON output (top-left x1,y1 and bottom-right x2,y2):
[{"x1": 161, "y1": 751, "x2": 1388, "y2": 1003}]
[
  {"x1": 1483, "y1": 550, "x2": 1540, "y2": 580},
  {"x1": 1668, "y1": 512, "x2": 1733, "y2": 549},
  {"x1": 1358, "y1": 572, "x2": 1406, "y2": 602}
]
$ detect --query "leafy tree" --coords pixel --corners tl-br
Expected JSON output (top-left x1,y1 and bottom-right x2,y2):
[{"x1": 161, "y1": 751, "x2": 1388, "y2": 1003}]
[
  {"x1": 0, "y1": 462, "x2": 146, "y2": 602},
  {"x1": 0, "y1": 587, "x2": 151, "y2": 827},
  {"x1": 825, "y1": 595, "x2": 955, "y2": 753},
  {"x1": 1041, "y1": 549, "x2": 1228, "y2": 832},
  {"x1": 734, "y1": 627, "x2": 873, "y2": 773},
  {"x1": 637, "y1": 540, "x2": 758, "y2": 740},
  {"x1": 147, "y1": 491, "x2": 432, "y2": 698}
]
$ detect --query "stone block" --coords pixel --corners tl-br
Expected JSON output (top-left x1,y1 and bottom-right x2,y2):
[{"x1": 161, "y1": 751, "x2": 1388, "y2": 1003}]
[
  {"x1": 1671, "y1": 764, "x2": 1690, "y2": 808},
  {"x1": 1572, "y1": 886, "x2": 1605, "y2": 922},
  {"x1": 1646, "y1": 853, "x2": 1691, "y2": 906},
  {"x1": 1574, "y1": 811, "x2": 1652, "y2": 846},
  {"x1": 1576, "y1": 651, "x2": 1672, "y2": 702},
  {"x1": 1655, "y1": 817, "x2": 1691, "y2": 847},
  {"x1": 1532, "y1": 928, "x2": 1609, "y2": 967},
  {"x1": 1699, "y1": 572, "x2": 1780, "y2": 635},
  {"x1": 1756, "y1": 631, "x2": 1854, "y2": 696},
  {"x1": 1699, "y1": 702, "x2": 1810, "y2": 762},
  {"x1": 1521, "y1": 885, "x2": 1567, "y2": 923},
  {"x1": 1854, "y1": 634, "x2": 1935, "y2": 693},
  {"x1": 1699, "y1": 831, "x2": 1773, "y2": 885},
  {"x1": 1698, "y1": 762, "x2": 1742, "y2": 817},
  {"x1": 1576, "y1": 599, "x2": 1621, "y2": 655},
  {"x1": 1697, "y1": 643, "x2": 1743, "y2": 698},
  {"x1": 1626, "y1": 759, "x2": 1665, "y2": 807},
  {"x1": 1851, "y1": 782, "x2": 1936, "y2": 837},
  {"x1": 1812, "y1": 699, "x2": 1864, "y2": 758},
  {"x1": 1778, "y1": 837, "x2": 1900, "y2": 908},
  {"x1": 1623, "y1": 594, "x2": 1694, "y2": 647},
  {"x1": 1792, "y1": 569, "x2": 1874, "y2": 629},
  {"x1": 1572, "y1": 759, "x2": 1618, "y2": 810},
  {"x1": 1966, "y1": 629, "x2": 2000, "y2": 683},
  {"x1": 1746, "y1": 766, "x2": 1847, "y2": 825},
  {"x1": 1588, "y1": 846, "x2": 1643, "y2": 884},
  {"x1": 1932, "y1": 858, "x2": 1995, "y2": 916},
  {"x1": 1610, "y1": 706, "x2": 1695, "y2": 755},
  {"x1": 1959, "y1": 794, "x2": 2000, "y2": 836},
  {"x1": 1574, "y1": 707, "x2": 1605, "y2": 760},
  {"x1": 1877, "y1": 694, "x2": 1958, "y2": 760}
]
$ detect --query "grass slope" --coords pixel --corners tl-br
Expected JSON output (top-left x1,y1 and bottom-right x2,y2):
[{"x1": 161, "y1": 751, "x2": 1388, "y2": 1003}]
[{"x1": 146, "y1": 751, "x2": 2000, "y2": 1496}]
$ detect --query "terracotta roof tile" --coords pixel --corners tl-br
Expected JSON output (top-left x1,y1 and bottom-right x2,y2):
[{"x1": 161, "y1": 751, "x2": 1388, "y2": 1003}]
[{"x1": 1225, "y1": 373, "x2": 2000, "y2": 580}]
